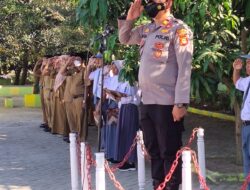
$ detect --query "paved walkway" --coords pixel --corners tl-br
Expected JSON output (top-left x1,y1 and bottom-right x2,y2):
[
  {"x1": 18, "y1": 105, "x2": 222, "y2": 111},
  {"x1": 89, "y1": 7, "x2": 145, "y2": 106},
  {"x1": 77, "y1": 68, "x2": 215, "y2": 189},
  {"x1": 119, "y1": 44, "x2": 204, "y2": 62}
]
[{"x1": 0, "y1": 108, "x2": 242, "y2": 190}]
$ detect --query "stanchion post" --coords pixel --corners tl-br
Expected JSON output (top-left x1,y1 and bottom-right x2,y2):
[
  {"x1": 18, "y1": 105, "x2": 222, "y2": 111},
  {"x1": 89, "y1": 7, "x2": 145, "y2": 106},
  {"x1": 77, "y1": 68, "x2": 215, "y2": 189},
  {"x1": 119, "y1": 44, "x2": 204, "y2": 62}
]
[
  {"x1": 69, "y1": 133, "x2": 79, "y2": 190},
  {"x1": 81, "y1": 142, "x2": 89, "y2": 190},
  {"x1": 95, "y1": 152, "x2": 105, "y2": 190},
  {"x1": 182, "y1": 150, "x2": 192, "y2": 190},
  {"x1": 137, "y1": 130, "x2": 145, "y2": 190},
  {"x1": 197, "y1": 128, "x2": 206, "y2": 189}
]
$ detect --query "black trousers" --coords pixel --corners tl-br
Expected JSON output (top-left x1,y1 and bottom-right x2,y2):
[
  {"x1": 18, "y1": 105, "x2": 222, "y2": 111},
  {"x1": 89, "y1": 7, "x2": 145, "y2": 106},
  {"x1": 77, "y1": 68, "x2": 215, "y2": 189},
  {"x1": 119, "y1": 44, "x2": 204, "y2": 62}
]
[{"x1": 139, "y1": 104, "x2": 184, "y2": 190}]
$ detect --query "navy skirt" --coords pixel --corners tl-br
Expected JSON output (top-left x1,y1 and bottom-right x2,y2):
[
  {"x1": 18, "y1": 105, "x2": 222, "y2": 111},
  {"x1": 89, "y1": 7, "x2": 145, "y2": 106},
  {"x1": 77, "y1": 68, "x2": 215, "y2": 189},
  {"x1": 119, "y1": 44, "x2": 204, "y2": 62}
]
[{"x1": 114, "y1": 103, "x2": 139, "y2": 163}]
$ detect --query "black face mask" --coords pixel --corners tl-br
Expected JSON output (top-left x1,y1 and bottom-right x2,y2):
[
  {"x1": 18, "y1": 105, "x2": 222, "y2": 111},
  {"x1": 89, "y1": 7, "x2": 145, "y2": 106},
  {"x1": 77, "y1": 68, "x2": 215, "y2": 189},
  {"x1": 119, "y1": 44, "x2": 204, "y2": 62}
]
[{"x1": 144, "y1": 2, "x2": 166, "y2": 18}]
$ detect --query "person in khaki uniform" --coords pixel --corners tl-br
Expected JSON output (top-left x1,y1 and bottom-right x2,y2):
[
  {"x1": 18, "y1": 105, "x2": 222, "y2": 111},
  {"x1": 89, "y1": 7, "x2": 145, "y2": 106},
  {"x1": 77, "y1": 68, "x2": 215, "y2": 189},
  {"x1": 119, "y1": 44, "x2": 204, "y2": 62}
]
[
  {"x1": 60, "y1": 56, "x2": 86, "y2": 141},
  {"x1": 118, "y1": 0, "x2": 193, "y2": 189},
  {"x1": 51, "y1": 56, "x2": 69, "y2": 136},
  {"x1": 41, "y1": 58, "x2": 54, "y2": 132},
  {"x1": 33, "y1": 58, "x2": 48, "y2": 129}
]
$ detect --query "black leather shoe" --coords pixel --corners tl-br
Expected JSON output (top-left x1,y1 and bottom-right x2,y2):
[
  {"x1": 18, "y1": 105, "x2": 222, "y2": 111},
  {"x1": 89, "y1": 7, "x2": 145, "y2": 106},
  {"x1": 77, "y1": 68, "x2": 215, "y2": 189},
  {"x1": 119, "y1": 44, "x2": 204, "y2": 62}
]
[
  {"x1": 40, "y1": 123, "x2": 47, "y2": 128},
  {"x1": 43, "y1": 126, "x2": 51, "y2": 132},
  {"x1": 63, "y1": 136, "x2": 70, "y2": 143}
]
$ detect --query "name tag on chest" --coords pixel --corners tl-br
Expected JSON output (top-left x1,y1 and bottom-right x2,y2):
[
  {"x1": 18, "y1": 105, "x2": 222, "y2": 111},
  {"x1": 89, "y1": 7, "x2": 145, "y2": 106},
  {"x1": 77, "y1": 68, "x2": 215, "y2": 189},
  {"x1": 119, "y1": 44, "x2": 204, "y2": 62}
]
[{"x1": 155, "y1": 35, "x2": 170, "y2": 41}]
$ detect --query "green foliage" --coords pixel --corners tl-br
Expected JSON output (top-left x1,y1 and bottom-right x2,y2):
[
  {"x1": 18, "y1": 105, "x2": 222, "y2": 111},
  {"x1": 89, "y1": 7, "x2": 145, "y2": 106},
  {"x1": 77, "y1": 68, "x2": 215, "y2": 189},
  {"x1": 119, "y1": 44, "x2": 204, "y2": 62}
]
[
  {"x1": 75, "y1": 0, "x2": 247, "y2": 109},
  {"x1": 119, "y1": 46, "x2": 140, "y2": 86},
  {"x1": 232, "y1": 0, "x2": 250, "y2": 20},
  {"x1": 173, "y1": 0, "x2": 241, "y2": 109},
  {"x1": 0, "y1": 78, "x2": 12, "y2": 85},
  {"x1": 0, "y1": 0, "x2": 88, "y2": 85},
  {"x1": 76, "y1": 0, "x2": 130, "y2": 28}
]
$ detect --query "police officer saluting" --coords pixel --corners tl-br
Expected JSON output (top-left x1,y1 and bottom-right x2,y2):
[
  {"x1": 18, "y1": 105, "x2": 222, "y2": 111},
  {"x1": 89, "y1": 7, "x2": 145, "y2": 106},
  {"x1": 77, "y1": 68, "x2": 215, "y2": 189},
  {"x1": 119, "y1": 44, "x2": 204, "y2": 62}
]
[{"x1": 118, "y1": 0, "x2": 193, "y2": 189}]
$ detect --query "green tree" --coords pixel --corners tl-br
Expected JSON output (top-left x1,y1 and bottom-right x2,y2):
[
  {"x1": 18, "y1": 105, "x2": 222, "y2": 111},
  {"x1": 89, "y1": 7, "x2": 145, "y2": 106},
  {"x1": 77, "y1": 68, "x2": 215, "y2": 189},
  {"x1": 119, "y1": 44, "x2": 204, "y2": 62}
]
[{"x1": 0, "y1": 0, "x2": 88, "y2": 85}]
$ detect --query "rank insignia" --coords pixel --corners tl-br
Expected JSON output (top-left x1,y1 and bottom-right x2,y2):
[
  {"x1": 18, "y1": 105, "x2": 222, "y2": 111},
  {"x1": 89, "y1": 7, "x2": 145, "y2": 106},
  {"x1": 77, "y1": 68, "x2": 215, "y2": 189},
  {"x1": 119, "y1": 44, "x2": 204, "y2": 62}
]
[
  {"x1": 177, "y1": 28, "x2": 189, "y2": 46},
  {"x1": 179, "y1": 36, "x2": 188, "y2": 46},
  {"x1": 161, "y1": 29, "x2": 169, "y2": 33},
  {"x1": 177, "y1": 28, "x2": 188, "y2": 37},
  {"x1": 162, "y1": 20, "x2": 169, "y2": 26},
  {"x1": 153, "y1": 50, "x2": 163, "y2": 58},
  {"x1": 144, "y1": 28, "x2": 150, "y2": 33},
  {"x1": 154, "y1": 42, "x2": 164, "y2": 50},
  {"x1": 162, "y1": 20, "x2": 173, "y2": 28}
]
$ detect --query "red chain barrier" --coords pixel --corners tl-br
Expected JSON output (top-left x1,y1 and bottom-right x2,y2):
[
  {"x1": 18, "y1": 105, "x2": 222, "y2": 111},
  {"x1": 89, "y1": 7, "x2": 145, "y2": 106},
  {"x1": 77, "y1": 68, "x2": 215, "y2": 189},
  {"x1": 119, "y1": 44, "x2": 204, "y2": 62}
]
[
  {"x1": 76, "y1": 138, "x2": 82, "y2": 175},
  {"x1": 105, "y1": 160, "x2": 125, "y2": 190},
  {"x1": 137, "y1": 134, "x2": 151, "y2": 161},
  {"x1": 156, "y1": 147, "x2": 191, "y2": 190},
  {"x1": 78, "y1": 128, "x2": 209, "y2": 190},
  {"x1": 110, "y1": 135, "x2": 138, "y2": 172},
  {"x1": 186, "y1": 128, "x2": 199, "y2": 147},
  {"x1": 86, "y1": 145, "x2": 95, "y2": 190},
  {"x1": 136, "y1": 128, "x2": 200, "y2": 162},
  {"x1": 156, "y1": 147, "x2": 211, "y2": 190},
  {"x1": 241, "y1": 173, "x2": 250, "y2": 190},
  {"x1": 191, "y1": 150, "x2": 210, "y2": 190}
]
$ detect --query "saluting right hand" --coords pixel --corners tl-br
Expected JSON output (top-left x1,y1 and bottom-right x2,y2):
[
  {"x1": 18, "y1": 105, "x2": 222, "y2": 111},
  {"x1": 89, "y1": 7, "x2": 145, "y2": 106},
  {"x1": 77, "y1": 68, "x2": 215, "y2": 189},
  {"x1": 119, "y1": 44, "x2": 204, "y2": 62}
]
[
  {"x1": 87, "y1": 57, "x2": 96, "y2": 68},
  {"x1": 233, "y1": 58, "x2": 243, "y2": 71},
  {"x1": 127, "y1": 0, "x2": 144, "y2": 20}
]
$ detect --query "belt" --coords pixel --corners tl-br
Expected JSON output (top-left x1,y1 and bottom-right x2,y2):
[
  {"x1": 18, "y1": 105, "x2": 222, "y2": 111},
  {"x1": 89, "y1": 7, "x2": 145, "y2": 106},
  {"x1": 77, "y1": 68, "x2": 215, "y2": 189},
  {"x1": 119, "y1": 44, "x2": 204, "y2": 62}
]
[
  {"x1": 242, "y1": 121, "x2": 250, "y2": 126},
  {"x1": 73, "y1": 94, "x2": 84, "y2": 99}
]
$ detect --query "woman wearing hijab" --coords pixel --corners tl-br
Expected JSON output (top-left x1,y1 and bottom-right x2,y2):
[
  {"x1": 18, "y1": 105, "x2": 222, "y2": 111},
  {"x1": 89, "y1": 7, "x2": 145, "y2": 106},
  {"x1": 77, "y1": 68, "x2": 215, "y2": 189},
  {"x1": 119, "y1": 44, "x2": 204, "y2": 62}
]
[
  {"x1": 102, "y1": 60, "x2": 124, "y2": 162},
  {"x1": 114, "y1": 81, "x2": 140, "y2": 171}
]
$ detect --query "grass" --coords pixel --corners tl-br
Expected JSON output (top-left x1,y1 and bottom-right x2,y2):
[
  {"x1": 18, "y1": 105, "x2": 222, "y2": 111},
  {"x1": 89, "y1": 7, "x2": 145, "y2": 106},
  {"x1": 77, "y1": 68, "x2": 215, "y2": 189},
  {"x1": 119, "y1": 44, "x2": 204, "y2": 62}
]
[{"x1": 0, "y1": 78, "x2": 12, "y2": 85}]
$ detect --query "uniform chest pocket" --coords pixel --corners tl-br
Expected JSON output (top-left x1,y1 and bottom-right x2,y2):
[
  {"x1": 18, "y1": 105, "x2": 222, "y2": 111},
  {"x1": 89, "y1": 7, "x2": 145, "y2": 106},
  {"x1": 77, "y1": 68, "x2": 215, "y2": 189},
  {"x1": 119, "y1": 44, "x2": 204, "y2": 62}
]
[{"x1": 151, "y1": 38, "x2": 170, "y2": 63}]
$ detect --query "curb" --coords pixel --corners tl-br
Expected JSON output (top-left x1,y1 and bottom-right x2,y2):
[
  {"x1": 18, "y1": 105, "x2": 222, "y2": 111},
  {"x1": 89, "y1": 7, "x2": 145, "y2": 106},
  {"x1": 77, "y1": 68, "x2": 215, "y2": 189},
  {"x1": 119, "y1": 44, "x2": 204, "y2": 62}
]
[
  {"x1": 24, "y1": 94, "x2": 41, "y2": 108},
  {"x1": 187, "y1": 107, "x2": 235, "y2": 122}
]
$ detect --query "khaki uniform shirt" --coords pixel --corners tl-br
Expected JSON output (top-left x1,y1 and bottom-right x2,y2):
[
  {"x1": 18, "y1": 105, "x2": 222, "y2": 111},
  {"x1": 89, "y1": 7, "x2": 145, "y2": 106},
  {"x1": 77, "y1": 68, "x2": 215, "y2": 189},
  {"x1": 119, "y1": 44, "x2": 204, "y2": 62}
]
[
  {"x1": 118, "y1": 15, "x2": 193, "y2": 105},
  {"x1": 64, "y1": 69, "x2": 85, "y2": 103},
  {"x1": 43, "y1": 76, "x2": 52, "y2": 100}
]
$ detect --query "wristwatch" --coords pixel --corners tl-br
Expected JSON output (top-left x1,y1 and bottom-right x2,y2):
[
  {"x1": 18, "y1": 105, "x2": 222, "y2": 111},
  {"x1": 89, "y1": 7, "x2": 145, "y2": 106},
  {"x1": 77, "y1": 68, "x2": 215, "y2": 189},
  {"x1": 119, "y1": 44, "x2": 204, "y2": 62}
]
[{"x1": 175, "y1": 103, "x2": 188, "y2": 108}]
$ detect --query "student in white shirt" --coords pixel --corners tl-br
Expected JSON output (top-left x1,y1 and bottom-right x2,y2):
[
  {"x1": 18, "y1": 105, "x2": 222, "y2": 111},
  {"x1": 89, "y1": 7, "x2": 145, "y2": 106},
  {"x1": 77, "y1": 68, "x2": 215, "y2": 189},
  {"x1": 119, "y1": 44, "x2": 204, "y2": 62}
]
[
  {"x1": 114, "y1": 81, "x2": 140, "y2": 171},
  {"x1": 233, "y1": 54, "x2": 250, "y2": 190}
]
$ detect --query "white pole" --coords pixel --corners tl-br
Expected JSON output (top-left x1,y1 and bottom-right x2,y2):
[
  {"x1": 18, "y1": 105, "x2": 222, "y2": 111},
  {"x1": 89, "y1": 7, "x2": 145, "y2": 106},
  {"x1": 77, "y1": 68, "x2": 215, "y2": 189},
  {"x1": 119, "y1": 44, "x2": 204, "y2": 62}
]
[
  {"x1": 137, "y1": 130, "x2": 145, "y2": 190},
  {"x1": 197, "y1": 128, "x2": 206, "y2": 189},
  {"x1": 95, "y1": 152, "x2": 105, "y2": 190},
  {"x1": 81, "y1": 142, "x2": 89, "y2": 190},
  {"x1": 69, "y1": 133, "x2": 79, "y2": 190},
  {"x1": 182, "y1": 150, "x2": 192, "y2": 190}
]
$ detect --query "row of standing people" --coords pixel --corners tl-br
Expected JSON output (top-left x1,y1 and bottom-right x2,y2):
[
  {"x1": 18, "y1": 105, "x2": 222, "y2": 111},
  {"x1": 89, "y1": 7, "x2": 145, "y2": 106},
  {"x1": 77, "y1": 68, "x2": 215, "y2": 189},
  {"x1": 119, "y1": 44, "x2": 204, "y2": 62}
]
[
  {"x1": 85, "y1": 56, "x2": 140, "y2": 171},
  {"x1": 33, "y1": 55, "x2": 87, "y2": 142},
  {"x1": 34, "y1": 54, "x2": 141, "y2": 171}
]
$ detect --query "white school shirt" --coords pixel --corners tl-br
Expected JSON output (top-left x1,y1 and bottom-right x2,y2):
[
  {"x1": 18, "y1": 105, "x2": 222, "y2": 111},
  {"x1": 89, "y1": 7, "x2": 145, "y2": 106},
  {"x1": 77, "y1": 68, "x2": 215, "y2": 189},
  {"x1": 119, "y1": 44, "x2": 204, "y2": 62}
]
[
  {"x1": 116, "y1": 81, "x2": 141, "y2": 105},
  {"x1": 89, "y1": 66, "x2": 110, "y2": 98},
  {"x1": 104, "y1": 75, "x2": 120, "y2": 101},
  {"x1": 236, "y1": 76, "x2": 250, "y2": 120}
]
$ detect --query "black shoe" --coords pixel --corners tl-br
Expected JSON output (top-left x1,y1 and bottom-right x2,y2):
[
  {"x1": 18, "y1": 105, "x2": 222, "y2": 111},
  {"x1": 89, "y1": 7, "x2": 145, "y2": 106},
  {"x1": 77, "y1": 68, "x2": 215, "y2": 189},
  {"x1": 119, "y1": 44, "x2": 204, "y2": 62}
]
[
  {"x1": 63, "y1": 136, "x2": 70, "y2": 143},
  {"x1": 118, "y1": 163, "x2": 136, "y2": 171},
  {"x1": 107, "y1": 158, "x2": 120, "y2": 164},
  {"x1": 165, "y1": 184, "x2": 179, "y2": 190},
  {"x1": 43, "y1": 126, "x2": 51, "y2": 132},
  {"x1": 40, "y1": 123, "x2": 47, "y2": 128}
]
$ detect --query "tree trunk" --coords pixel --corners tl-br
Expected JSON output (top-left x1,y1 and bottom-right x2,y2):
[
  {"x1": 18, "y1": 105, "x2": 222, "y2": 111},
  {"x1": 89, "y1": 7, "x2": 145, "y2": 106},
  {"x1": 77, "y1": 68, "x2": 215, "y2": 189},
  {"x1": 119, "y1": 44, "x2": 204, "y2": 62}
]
[
  {"x1": 20, "y1": 52, "x2": 29, "y2": 85},
  {"x1": 14, "y1": 67, "x2": 21, "y2": 85},
  {"x1": 20, "y1": 66, "x2": 28, "y2": 85},
  {"x1": 33, "y1": 76, "x2": 40, "y2": 94},
  {"x1": 234, "y1": 101, "x2": 243, "y2": 164},
  {"x1": 241, "y1": 28, "x2": 249, "y2": 53}
]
